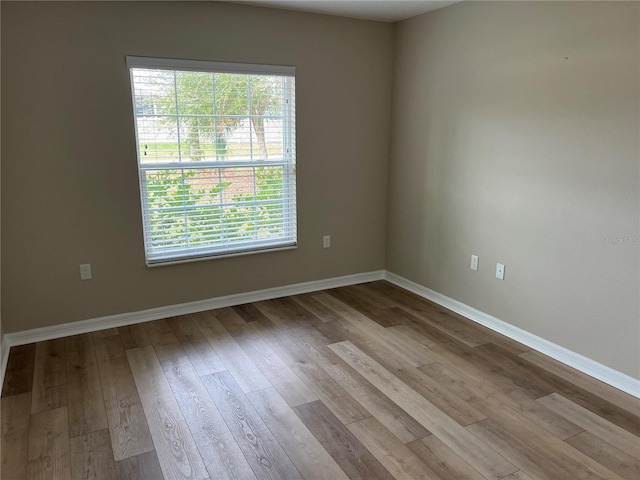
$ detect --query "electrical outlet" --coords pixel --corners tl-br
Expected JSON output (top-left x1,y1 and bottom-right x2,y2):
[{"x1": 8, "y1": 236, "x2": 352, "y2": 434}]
[
  {"x1": 496, "y1": 263, "x2": 505, "y2": 280},
  {"x1": 79, "y1": 264, "x2": 92, "y2": 280},
  {"x1": 323, "y1": 235, "x2": 331, "y2": 248},
  {"x1": 471, "y1": 255, "x2": 479, "y2": 271}
]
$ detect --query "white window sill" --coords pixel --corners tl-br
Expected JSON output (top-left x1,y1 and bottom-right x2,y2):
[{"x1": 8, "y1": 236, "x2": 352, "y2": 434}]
[{"x1": 146, "y1": 244, "x2": 298, "y2": 267}]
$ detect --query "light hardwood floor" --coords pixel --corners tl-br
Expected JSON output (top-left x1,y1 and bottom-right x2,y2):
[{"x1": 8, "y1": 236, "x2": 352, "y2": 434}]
[{"x1": 2, "y1": 281, "x2": 639, "y2": 480}]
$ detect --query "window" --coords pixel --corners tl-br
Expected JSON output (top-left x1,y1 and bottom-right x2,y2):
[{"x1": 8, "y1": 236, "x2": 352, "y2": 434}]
[{"x1": 127, "y1": 56, "x2": 296, "y2": 265}]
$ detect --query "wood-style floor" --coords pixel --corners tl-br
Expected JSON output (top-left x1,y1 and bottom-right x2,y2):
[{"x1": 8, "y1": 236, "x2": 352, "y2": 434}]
[{"x1": 2, "y1": 281, "x2": 639, "y2": 480}]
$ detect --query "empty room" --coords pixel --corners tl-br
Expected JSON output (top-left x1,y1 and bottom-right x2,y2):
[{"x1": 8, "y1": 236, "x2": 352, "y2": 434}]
[{"x1": 1, "y1": 1, "x2": 639, "y2": 479}]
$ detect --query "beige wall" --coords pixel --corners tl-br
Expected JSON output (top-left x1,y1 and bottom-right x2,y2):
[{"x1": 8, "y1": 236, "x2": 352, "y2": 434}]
[
  {"x1": 1, "y1": 1, "x2": 393, "y2": 332},
  {"x1": 388, "y1": 1, "x2": 640, "y2": 378},
  {"x1": 0, "y1": 1, "x2": 5, "y2": 458},
  {"x1": 0, "y1": 0, "x2": 3, "y2": 362},
  {"x1": 0, "y1": 3, "x2": 3, "y2": 456}
]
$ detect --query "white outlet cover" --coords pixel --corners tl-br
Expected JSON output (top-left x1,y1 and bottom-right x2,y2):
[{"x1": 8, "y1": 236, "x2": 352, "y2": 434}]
[
  {"x1": 496, "y1": 263, "x2": 505, "y2": 280},
  {"x1": 80, "y1": 264, "x2": 92, "y2": 280},
  {"x1": 471, "y1": 255, "x2": 479, "y2": 271}
]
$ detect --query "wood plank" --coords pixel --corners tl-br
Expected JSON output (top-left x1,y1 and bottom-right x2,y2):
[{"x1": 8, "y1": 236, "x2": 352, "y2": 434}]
[
  {"x1": 538, "y1": 393, "x2": 640, "y2": 459},
  {"x1": 246, "y1": 319, "x2": 370, "y2": 424},
  {"x1": 66, "y1": 334, "x2": 109, "y2": 438},
  {"x1": 294, "y1": 401, "x2": 394, "y2": 480},
  {"x1": 1, "y1": 392, "x2": 31, "y2": 480},
  {"x1": 391, "y1": 318, "x2": 567, "y2": 411},
  {"x1": 406, "y1": 435, "x2": 487, "y2": 480},
  {"x1": 115, "y1": 451, "x2": 164, "y2": 480},
  {"x1": 143, "y1": 319, "x2": 186, "y2": 361},
  {"x1": 394, "y1": 368, "x2": 486, "y2": 427},
  {"x1": 410, "y1": 352, "x2": 587, "y2": 466},
  {"x1": 289, "y1": 294, "x2": 344, "y2": 322},
  {"x1": 374, "y1": 326, "x2": 436, "y2": 368},
  {"x1": 283, "y1": 323, "x2": 429, "y2": 443},
  {"x1": 317, "y1": 350, "x2": 431, "y2": 443},
  {"x1": 466, "y1": 418, "x2": 575, "y2": 480},
  {"x1": 201, "y1": 370, "x2": 303, "y2": 480},
  {"x1": 232, "y1": 303, "x2": 271, "y2": 323},
  {"x1": 476, "y1": 343, "x2": 640, "y2": 436},
  {"x1": 70, "y1": 428, "x2": 118, "y2": 480},
  {"x1": 222, "y1": 316, "x2": 318, "y2": 407},
  {"x1": 349, "y1": 283, "x2": 400, "y2": 309},
  {"x1": 565, "y1": 430, "x2": 640, "y2": 480},
  {"x1": 91, "y1": 328, "x2": 120, "y2": 339},
  {"x1": 168, "y1": 315, "x2": 226, "y2": 375},
  {"x1": 327, "y1": 287, "x2": 400, "y2": 328},
  {"x1": 484, "y1": 401, "x2": 628, "y2": 480},
  {"x1": 317, "y1": 318, "x2": 434, "y2": 369},
  {"x1": 362, "y1": 282, "x2": 490, "y2": 346},
  {"x1": 388, "y1": 330, "x2": 534, "y2": 419},
  {"x1": 399, "y1": 300, "x2": 497, "y2": 347},
  {"x1": 279, "y1": 296, "x2": 325, "y2": 324},
  {"x1": 397, "y1": 304, "x2": 491, "y2": 347},
  {"x1": 313, "y1": 296, "x2": 435, "y2": 368},
  {"x1": 27, "y1": 407, "x2": 71, "y2": 480},
  {"x1": 503, "y1": 388, "x2": 585, "y2": 439},
  {"x1": 500, "y1": 473, "x2": 535, "y2": 480},
  {"x1": 347, "y1": 416, "x2": 440, "y2": 480},
  {"x1": 161, "y1": 356, "x2": 257, "y2": 480},
  {"x1": 94, "y1": 335, "x2": 154, "y2": 461},
  {"x1": 246, "y1": 387, "x2": 349, "y2": 480},
  {"x1": 389, "y1": 324, "x2": 525, "y2": 397},
  {"x1": 126, "y1": 346, "x2": 209, "y2": 480},
  {"x1": 521, "y1": 350, "x2": 640, "y2": 418},
  {"x1": 118, "y1": 325, "x2": 151, "y2": 350},
  {"x1": 312, "y1": 292, "x2": 389, "y2": 335},
  {"x1": 329, "y1": 341, "x2": 518, "y2": 480},
  {"x1": 418, "y1": 360, "x2": 583, "y2": 439},
  {"x1": 254, "y1": 297, "x2": 317, "y2": 328},
  {"x1": 31, "y1": 338, "x2": 67, "y2": 414},
  {"x1": 343, "y1": 343, "x2": 487, "y2": 428},
  {"x1": 366, "y1": 281, "x2": 531, "y2": 354},
  {"x1": 192, "y1": 310, "x2": 271, "y2": 393},
  {"x1": 1, "y1": 344, "x2": 36, "y2": 397}
]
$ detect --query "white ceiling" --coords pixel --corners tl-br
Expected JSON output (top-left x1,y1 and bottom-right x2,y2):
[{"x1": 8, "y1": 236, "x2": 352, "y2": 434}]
[
  {"x1": 231, "y1": 1, "x2": 462, "y2": 22},
  {"x1": 7, "y1": 0, "x2": 461, "y2": 23}
]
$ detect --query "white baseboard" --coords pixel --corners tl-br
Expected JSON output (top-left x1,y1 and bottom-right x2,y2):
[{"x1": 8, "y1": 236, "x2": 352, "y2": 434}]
[
  {"x1": 385, "y1": 271, "x2": 640, "y2": 399},
  {"x1": 3, "y1": 270, "x2": 385, "y2": 351}
]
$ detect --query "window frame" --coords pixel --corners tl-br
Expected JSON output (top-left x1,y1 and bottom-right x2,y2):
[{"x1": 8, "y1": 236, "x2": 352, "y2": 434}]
[{"x1": 126, "y1": 56, "x2": 297, "y2": 266}]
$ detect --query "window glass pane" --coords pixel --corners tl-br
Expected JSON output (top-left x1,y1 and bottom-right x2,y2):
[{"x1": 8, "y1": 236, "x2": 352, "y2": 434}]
[
  {"x1": 214, "y1": 73, "x2": 249, "y2": 116},
  {"x1": 264, "y1": 119, "x2": 284, "y2": 160},
  {"x1": 129, "y1": 60, "x2": 296, "y2": 263},
  {"x1": 250, "y1": 75, "x2": 283, "y2": 115},
  {"x1": 219, "y1": 167, "x2": 256, "y2": 205},
  {"x1": 145, "y1": 169, "x2": 188, "y2": 249},
  {"x1": 218, "y1": 119, "x2": 252, "y2": 162},
  {"x1": 249, "y1": 75, "x2": 283, "y2": 161},
  {"x1": 132, "y1": 69, "x2": 176, "y2": 115},
  {"x1": 176, "y1": 71, "x2": 213, "y2": 115},
  {"x1": 177, "y1": 117, "x2": 217, "y2": 162},
  {"x1": 185, "y1": 206, "x2": 224, "y2": 246},
  {"x1": 137, "y1": 117, "x2": 179, "y2": 164},
  {"x1": 144, "y1": 166, "x2": 286, "y2": 250},
  {"x1": 133, "y1": 69, "x2": 180, "y2": 164},
  {"x1": 174, "y1": 71, "x2": 215, "y2": 162}
]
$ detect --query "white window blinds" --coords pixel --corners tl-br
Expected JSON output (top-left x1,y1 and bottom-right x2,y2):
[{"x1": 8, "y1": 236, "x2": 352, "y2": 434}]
[{"x1": 127, "y1": 56, "x2": 296, "y2": 265}]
